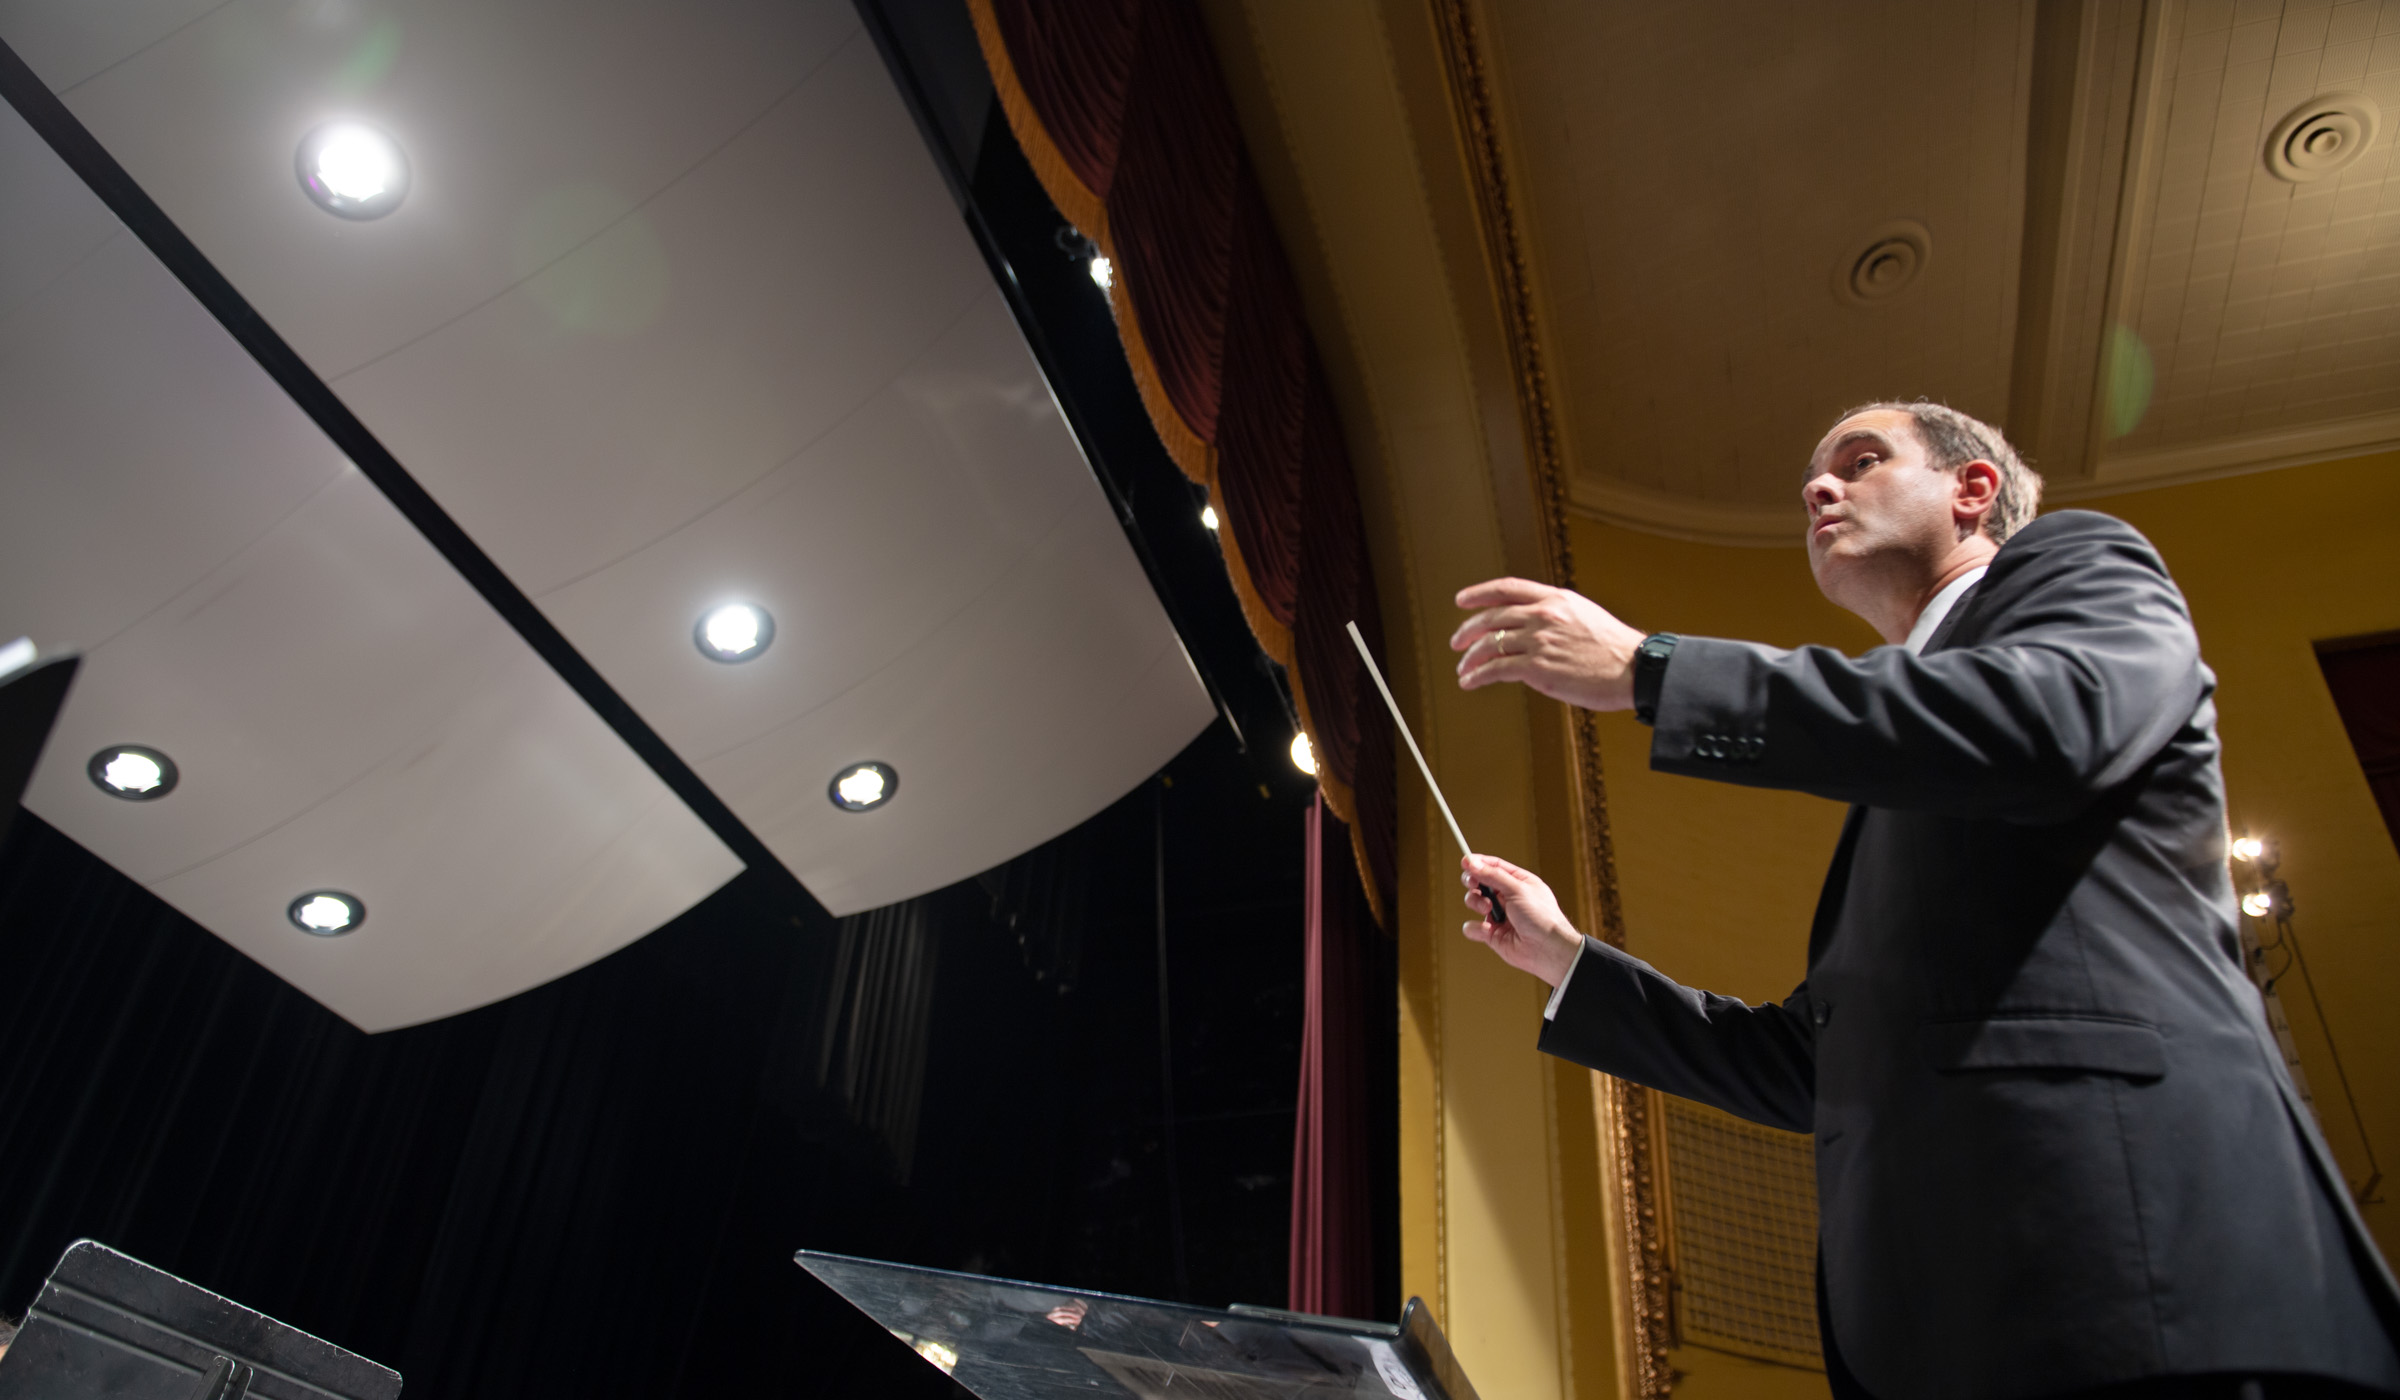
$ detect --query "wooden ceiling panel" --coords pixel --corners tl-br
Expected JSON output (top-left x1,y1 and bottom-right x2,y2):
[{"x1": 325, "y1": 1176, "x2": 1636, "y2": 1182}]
[
  {"x1": 1401, "y1": 0, "x2": 2400, "y2": 539},
  {"x1": 1485, "y1": 0, "x2": 2036, "y2": 538},
  {"x1": 2101, "y1": 0, "x2": 2400, "y2": 477}
]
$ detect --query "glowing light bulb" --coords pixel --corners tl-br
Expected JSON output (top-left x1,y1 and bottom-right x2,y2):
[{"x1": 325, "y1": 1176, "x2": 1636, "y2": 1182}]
[
  {"x1": 296, "y1": 122, "x2": 409, "y2": 219},
  {"x1": 2241, "y1": 891, "x2": 2274, "y2": 919},
  {"x1": 1290, "y1": 731, "x2": 1317, "y2": 775},
  {"x1": 101, "y1": 751, "x2": 165, "y2": 793},
  {"x1": 315, "y1": 129, "x2": 393, "y2": 200},
  {"x1": 1089, "y1": 254, "x2": 1113, "y2": 290},
  {"x1": 2230, "y1": 836, "x2": 2264, "y2": 862},
  {"x1": 696, "y1": 603, "x2": 773, "y2": 661},
  {"x1": 830, "y1": 761, "x2": 897, "y2": 812},
  {"x1": 704, "y1": 607, "x2": 760, "y2": 654},
  {"x1": 289, "y1": 891, "x2": 364, "y2": 935},
  {"x1": 1200, "y1": 504, "x2": 1220, "y2": 532}
]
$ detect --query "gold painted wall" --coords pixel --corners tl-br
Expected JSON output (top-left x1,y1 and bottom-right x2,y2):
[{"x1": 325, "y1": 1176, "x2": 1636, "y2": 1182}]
[
  {"x1": 1567, "y1": 447, "x2": 2400, "y2": 1398},
  {"x1": 1570, "y1": 517, "x2": 1865, "y2": 1400},
  {"x1": 1195, "y1": 4, "x2": 1626, "y2": 1397}
]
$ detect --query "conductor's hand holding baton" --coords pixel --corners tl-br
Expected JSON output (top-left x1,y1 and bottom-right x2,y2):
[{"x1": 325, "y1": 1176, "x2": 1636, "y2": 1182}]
[
  {"x1": 1446, "y1": 578, "x2": 1650, "y2": 978},
  {"x1": 1458, "y1": 855, "x2": 1583, "y2": 987}
]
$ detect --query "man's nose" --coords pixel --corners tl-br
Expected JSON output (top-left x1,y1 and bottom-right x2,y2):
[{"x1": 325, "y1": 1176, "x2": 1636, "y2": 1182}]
[{"x1": 1803, "y1": 474, "x2": 1838, "y2": 513}]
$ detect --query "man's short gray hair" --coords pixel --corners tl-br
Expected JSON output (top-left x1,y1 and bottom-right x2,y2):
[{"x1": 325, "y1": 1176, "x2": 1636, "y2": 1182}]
[{"x1": 1837, "y1": 400, "x2": 2044, "y2": 544}]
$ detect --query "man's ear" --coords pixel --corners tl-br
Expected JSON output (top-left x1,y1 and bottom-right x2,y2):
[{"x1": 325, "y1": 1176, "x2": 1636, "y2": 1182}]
[{"x1": 1954, "y1": 460, "x2": 2000, "y2": 533}]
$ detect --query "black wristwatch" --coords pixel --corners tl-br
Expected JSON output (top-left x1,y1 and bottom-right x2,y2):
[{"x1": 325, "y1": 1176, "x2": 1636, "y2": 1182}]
[{"x1": 1632, "y1": 632, "x2": 1678, "y2": 726}]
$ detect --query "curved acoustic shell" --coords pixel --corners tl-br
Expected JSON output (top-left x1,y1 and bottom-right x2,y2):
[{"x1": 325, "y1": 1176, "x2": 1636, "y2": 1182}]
[{"x1": 0, "y1": 0, "x2": 1212, "y2": 1025}]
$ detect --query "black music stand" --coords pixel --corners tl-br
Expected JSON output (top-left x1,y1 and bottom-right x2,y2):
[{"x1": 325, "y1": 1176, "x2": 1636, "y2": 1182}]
[
  {"x1": 0, "y1": 1240, "x2": 399, "y2": 1400},
  {"x1": 799, "y1": 1250, "x2": 1480, "y2": 1400}
]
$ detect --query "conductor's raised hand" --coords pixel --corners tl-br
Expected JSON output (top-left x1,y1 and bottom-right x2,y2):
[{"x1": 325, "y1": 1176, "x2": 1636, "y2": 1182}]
[
  {"x1": 1461, "y1": 855, "x2": 1584, "y2": 988},
  {"x1": 1453, "y1": 578, "x2": 1645, "y2": 711}
]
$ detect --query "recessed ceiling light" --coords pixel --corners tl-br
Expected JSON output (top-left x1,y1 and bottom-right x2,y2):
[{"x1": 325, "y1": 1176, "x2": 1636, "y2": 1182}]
[
  {"x1": 288, "y1": 890, "x2": 364, "y2": 936},
  {"x1": 296, "y1": 122, "x2": 410, "y2": 220},
  {"x1": 829, "y1": 761, "x2": 896, "y2": 813},
  {"x1": 87, "y1": 745, "x2": 179, "y2": 800},
  {"x1": 695, "y1": 603, "x2": 774, "y2": 662}
]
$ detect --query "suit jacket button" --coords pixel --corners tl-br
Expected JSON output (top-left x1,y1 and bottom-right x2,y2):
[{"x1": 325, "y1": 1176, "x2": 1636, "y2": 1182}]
[{"x1": 1812, "y1": 1003, "x2": 1831, "y2": 1028}]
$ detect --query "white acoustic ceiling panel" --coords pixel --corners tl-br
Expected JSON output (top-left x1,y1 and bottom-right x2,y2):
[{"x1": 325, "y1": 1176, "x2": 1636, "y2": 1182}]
[
  {"x1": 0, "y1": 101, "x2": 741, "y2": 1032},
  {"x1": 6, "y1": 0, "x2": 1214, "y2": 917}
]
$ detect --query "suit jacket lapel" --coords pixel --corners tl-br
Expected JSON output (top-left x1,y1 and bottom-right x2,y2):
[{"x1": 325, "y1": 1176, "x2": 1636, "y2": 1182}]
[
  {"x1": 1807, "y1": 579, "x2": 1985, "y2": 969},
  {"x1": 1808, "y1": 805, "x2": 1867, "y2": 967}
]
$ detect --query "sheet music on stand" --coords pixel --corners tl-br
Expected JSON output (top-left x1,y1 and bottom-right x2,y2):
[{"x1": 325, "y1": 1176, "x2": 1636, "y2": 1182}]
[
  {"x1": 0, "y1": 1241, "x2": 399, "y2": 1400},
  {"x1": 800, "y1": 1251, "x2": 1481, "y2": 1400}
]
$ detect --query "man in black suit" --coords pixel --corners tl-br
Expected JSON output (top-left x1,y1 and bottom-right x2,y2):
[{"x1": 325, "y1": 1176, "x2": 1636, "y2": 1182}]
[{"x1": 1448, "y1": 401, "x2": 2400, "y2": 1399}]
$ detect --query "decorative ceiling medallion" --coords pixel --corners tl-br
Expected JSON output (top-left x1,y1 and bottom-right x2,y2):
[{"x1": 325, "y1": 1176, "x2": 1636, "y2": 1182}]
[
  {"x1": 2264, "y1": 93, "x2": 2380, "y2": 183},
  {"x1": 1834, "y1": 220, "x2": 1931, "y2": 307}
]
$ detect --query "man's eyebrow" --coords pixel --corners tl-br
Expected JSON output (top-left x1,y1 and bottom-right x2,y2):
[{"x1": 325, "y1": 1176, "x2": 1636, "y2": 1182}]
[{"x1": 1806, "y1": 429, "x2": 1894, "y2": 477}]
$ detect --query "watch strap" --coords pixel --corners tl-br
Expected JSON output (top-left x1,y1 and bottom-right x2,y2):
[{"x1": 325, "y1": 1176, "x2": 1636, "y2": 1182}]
[{"x1": 1633, "y1": 632, "x2": 1678, "y2": 726}]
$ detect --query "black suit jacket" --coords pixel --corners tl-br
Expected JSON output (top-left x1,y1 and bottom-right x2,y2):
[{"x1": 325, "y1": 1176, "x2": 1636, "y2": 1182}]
[{"x1": 1539, "y1": 512, "x2": 2400, "y2": 1399}]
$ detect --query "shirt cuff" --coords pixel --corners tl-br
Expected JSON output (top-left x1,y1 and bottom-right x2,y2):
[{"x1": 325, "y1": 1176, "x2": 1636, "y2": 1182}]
[{"x1": 1542, "y1": 940, "x2": 1589, "y2": 1021}]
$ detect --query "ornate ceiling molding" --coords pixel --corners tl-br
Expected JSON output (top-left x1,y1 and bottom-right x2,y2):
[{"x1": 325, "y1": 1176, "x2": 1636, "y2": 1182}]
[
  {"x1": 2064, "y1": 408, "x2": 2400, "y2": 501},
  {"x1": 1569, "y1": 476, "x2": 1805, "y2": 550}
]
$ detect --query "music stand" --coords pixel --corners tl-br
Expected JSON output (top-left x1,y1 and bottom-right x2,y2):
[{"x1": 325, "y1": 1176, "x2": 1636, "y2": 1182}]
[
  {"x1": 0, "y1": 647, "x2": 76, "y2": 848},
  {"x1": 799, "y1": 1250, "x2": 1480, "y2": 1400},
  {"x1": 0, "y1": 1240, "x2": 400, "y2": 1399}
]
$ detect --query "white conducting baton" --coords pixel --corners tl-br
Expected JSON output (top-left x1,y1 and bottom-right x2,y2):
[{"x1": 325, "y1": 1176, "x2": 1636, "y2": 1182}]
[{"x1": 1344, "y1": 621, "x2": 1506, "y2": 928}]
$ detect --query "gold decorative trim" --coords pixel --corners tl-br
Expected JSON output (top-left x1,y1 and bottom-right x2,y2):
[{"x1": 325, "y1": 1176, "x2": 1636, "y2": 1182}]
[
  {"x1": 1615, "y1": 1077, "x2": 1676, "y2": 1395},
  {"x1": 1426, "y1": 2, "x2": 1669, "y2": 1395},
  {"x1": 1423, "y1": 0, "x2": 1573, "y2": 591}
]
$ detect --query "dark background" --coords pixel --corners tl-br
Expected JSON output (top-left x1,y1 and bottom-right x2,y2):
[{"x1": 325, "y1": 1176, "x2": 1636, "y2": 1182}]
[
  {"x1": 0, "y1": 715, "x2": 1394, "y2": 1398},
  {"x1": 0, "y1": 3, "x2": 1399, "y2": 1395}
]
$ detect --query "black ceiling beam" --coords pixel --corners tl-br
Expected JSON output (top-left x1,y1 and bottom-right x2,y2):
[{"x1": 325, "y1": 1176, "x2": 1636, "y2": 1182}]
[{"x1": 0, "y1": 37, "x2": 825, "y2": 918}]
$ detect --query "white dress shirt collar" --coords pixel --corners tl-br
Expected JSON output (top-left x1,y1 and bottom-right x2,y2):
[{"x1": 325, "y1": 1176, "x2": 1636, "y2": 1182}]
[{"x1": 1905, "y1": 565, "x2": 1988, "y2": 655}]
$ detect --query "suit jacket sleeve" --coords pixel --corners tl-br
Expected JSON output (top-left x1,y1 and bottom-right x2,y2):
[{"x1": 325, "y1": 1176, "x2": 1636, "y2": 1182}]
[
  {"x1": 1652, "y1": 514, "x2": 2206, "y2": 824},
  {"x1": 1538, "y1": 937, "x2": 1817, "y2": 1133}
]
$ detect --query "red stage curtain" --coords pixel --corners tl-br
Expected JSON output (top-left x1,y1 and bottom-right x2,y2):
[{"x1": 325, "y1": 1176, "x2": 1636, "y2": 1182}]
[
  {"x1": 1290, "y1": 790, "x2": 1372, "y2": 1317},
  {"x1": 2319, "y1": 635, "x2": 2400, "y2": 859},
  {"x1": 967, "y1": 0, "x2": 1397, "y2": 929}
]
